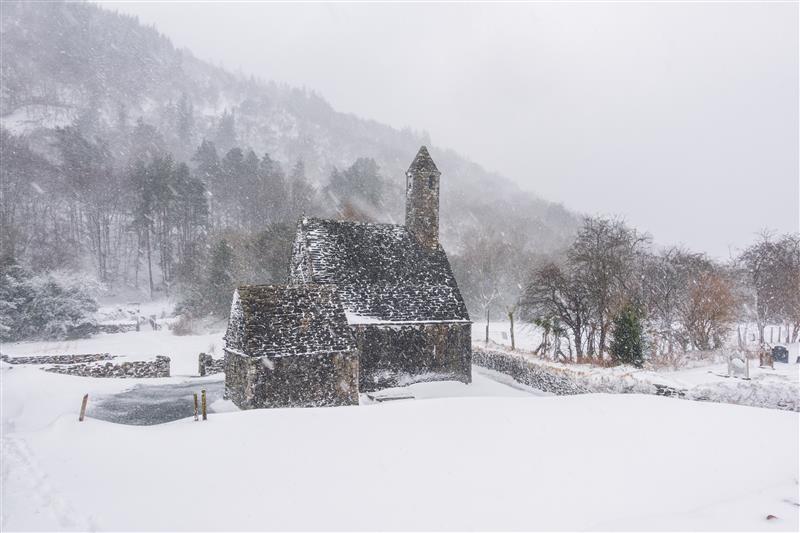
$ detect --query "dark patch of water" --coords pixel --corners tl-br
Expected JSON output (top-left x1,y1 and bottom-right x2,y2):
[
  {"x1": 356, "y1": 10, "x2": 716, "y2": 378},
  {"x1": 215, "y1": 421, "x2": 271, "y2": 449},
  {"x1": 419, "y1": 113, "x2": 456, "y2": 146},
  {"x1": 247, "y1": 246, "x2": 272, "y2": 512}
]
[{"x1": 88, "y1": 379, "x2": 226, "y2": 425}]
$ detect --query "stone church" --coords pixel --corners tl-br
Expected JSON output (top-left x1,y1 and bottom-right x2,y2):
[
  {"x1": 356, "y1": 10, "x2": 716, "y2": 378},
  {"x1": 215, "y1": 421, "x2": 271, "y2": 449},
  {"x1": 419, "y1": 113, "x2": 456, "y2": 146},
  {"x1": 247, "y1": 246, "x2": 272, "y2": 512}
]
[{"x1": 225, "y1": 147, "x2": 472, "y2": 409}]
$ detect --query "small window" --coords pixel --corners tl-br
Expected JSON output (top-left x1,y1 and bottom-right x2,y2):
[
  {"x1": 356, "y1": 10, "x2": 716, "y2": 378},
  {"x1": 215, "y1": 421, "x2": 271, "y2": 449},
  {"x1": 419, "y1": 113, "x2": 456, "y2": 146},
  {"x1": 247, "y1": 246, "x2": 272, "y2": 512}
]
[{"x1": 428, "y1": 176, "x2": 435, "y2": 188}]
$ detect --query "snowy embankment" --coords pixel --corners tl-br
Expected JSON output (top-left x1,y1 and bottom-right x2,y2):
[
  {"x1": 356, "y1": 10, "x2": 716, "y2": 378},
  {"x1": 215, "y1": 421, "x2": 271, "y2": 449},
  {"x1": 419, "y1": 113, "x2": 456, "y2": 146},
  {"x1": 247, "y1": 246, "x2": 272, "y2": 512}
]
[
  {"x1": 474, "y1": 344, "x2": 800, "y2": 412},
  {"x1": 2, "y1": 358, "x2": 798, "y2": 531},
  {"x1": 473, "y1": 322, "x2": 800, "y2": 412}
]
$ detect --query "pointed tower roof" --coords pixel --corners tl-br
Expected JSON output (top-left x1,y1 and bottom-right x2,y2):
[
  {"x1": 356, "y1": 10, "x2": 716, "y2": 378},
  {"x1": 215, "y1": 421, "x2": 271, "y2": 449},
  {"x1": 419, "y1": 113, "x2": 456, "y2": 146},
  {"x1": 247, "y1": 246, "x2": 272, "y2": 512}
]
[{"x1": 407, "y1": 145, "x2": 440, "y2": 174}]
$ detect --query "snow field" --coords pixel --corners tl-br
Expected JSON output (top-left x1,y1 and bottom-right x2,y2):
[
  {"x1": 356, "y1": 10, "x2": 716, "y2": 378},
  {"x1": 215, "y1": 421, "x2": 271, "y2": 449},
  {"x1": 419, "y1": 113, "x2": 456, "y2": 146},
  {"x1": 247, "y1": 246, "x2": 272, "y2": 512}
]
[
  {"x1": 1, "y1": 315, "x2": 798, "y2": 530},
  {"x1": 2, "y1": 375, "x2": 797, "y2": 530}
]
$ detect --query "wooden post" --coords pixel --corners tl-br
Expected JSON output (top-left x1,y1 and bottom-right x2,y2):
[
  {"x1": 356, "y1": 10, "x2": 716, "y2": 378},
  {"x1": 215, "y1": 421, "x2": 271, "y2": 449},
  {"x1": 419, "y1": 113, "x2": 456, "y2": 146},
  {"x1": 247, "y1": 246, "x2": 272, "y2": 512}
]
[
  {"x1": 508, "y1": 311, "x2": 515, "y2": 351},
  {"x1": 770, "y1": 327, "x2": 774, "y2": 344},
  {"x1": 485, "y1": 308, "x2": 490, "y2": 345},
  {"x1": 79, "y1": 394, "x2": 89, "y2": 422},
  {"x1": 201, "y1": 389, "x2": 207, "y2": 421},
  {"x1": 193, "y1": 393, "x2": 199, "y2": 421}
]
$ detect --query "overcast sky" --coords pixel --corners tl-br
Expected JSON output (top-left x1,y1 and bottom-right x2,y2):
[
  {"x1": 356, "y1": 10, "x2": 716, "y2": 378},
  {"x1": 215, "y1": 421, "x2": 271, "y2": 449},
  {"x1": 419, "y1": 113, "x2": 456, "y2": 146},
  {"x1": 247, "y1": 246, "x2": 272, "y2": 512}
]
[{"x1": 101, "y1": 1, "x2": 798, "y2": 258}]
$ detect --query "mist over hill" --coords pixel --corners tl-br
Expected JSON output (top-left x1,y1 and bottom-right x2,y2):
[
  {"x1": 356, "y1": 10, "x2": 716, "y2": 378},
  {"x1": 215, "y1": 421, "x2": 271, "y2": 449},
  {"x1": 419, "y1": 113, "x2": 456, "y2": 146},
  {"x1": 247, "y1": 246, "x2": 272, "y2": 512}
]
[{"x1": 1, "y1": 0, "x2": 579, "y2": 315}]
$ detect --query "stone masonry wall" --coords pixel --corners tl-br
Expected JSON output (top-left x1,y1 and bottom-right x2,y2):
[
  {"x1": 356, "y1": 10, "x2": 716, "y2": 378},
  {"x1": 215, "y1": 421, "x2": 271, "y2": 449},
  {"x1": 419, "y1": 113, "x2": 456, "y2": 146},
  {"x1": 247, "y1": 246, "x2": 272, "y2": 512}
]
[
  {"x1": 2, "y1": 353, "x2": 116, "y2": 365},
  {"x1": 44, "y1": 356, "x2": 170, "y2": 378},
  {"x1": 353, "y1": 322, "x2": 471, "y2": 392},
  {"x1": 472, "y1": 346, "x2": 590, "y2": 395},
  {"x1": 405, "y1": 146, "x2": 440, "y2": 249},
  {"x1": 198, "y1": 353, "x2": 224, "y2": 376},
  {"x1": 224, "y1": 350, "x2": 359, "y2": 409}
]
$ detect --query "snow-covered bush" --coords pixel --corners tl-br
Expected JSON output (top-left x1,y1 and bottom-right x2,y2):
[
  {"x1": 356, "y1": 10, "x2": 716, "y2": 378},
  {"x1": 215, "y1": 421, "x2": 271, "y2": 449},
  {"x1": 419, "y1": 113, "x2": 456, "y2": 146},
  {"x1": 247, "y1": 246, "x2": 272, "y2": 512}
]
[
  {"x1": 0, "y1": 262, "x2": 99, "y2": 342},
  {"x1": 170, "y1": 314, "x2": 195, "y2": 336}
]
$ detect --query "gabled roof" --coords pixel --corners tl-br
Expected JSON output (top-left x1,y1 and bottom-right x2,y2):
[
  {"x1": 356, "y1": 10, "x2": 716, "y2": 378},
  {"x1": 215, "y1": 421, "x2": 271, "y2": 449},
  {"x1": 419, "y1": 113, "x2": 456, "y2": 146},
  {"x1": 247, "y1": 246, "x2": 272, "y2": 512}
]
[
  {"x1": 291, "y1": 218, "x2": 470, "y2": 324},
  {"x1": 407, "y1": 145, "x2": 440, "y2": 175},
  {"x1": 225, "y1": 284, "x2": 356, "y2": 357}
]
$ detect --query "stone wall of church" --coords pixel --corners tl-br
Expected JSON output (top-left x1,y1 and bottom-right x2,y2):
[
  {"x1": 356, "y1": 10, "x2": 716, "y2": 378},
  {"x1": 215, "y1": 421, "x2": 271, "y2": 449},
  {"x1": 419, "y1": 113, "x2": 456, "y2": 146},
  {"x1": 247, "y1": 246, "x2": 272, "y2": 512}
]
[
  {"x1": 224, "y1": 349, "x2": 359, "y2": 409},
  {"x1": 351, "y1": 322, "x2": 471, "y2": 392}
]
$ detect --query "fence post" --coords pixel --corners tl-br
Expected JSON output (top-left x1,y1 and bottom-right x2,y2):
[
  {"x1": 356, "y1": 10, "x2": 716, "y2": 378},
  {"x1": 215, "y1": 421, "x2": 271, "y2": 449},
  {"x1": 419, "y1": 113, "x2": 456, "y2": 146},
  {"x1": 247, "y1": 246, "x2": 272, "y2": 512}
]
[
  {"x1": 79, "y1": 394, "x2": 89, "y2": 422},
  {"x1": 201, "y1": 389, "x2": 207, "y2": 421},
  {"x1": 194, "y1": 393, "x2": 199, "y2": 421},
  {"x1": 508, "y1": 311, "x2": 515, "y2": 351},
  {"x1": 485, "y1": 308, "x2": 490, "y2": 345}
]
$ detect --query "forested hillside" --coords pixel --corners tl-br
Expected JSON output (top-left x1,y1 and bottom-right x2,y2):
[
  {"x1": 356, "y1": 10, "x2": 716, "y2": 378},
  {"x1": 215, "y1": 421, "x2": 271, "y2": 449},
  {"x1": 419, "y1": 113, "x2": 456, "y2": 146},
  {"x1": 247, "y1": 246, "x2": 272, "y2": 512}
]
[{"x1": 1, "y1": 0, "x2": 579, "y2": 325}]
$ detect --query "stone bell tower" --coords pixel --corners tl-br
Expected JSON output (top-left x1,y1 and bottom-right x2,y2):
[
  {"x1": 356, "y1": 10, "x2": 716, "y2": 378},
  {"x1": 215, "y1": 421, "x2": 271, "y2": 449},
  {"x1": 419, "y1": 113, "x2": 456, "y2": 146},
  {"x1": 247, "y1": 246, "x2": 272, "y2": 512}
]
[{"x1": 405, "y1": 146, "x2": 441, "y2": 249}]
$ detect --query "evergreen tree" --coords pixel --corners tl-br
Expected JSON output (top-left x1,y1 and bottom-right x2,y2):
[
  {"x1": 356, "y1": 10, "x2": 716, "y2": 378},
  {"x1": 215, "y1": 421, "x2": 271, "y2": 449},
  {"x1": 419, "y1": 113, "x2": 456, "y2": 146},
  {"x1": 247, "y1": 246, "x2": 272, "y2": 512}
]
[
  {"x1": 176, "y1": 92, "x2": 194, "y2": 148},
  {"x1": 0, "y1": 259, "x2": 98, "y2": 342},
  {"x1": 219, "y1": 147, "x2": 246, "y2": 227},
  {"x1": 0, "y1": 258, "x2": 29, "y2": 340},
  {"x1": 207, "y1": 239, "x2": 235, "y2": 317},
  {"x1": 214, "y1": 109, "x2": 237, "y2": 153},
  {"x1": 129, "y1": 118, "x2": 166, "y2": 165},
  {"x1": 610, "y1": 304, "x2": 645, "y2": 367},
  {"x1": 260, "y1": 153, "x2": 288, "y2": 223},
  {"x1": 242, "y1": 149, "x2": 262, "y2": 230},
  {"x1": 289, "y1": 159, "x2": 315, "y2": 220},
  {"x1": 191, "y1": 140, "x2": 220, "y2": 185},
  {"x1": 129, "y1": 158, "x2": 156, "y2": 295},
  {"x1": 173, "y1": 162, "x2": 209, "y2": 270},
  {"x1": 325, "y1": 157, "x2": 387, "y2": 220}
]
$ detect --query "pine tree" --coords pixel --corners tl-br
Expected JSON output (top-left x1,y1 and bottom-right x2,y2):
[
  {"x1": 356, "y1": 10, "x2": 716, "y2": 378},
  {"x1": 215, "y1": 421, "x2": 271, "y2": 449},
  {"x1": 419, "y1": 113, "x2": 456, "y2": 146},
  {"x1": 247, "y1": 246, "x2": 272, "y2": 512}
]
[
  {"x1": 260, "y1": 153, "x2": 288, "y2": 223},
  {"x1": 191, "y1": 140, "x2": 220, "y2": 185},
  {"x1": 610, "y1": 304, "x2": 645, "y2": 368},
  {"x1": 174, "y1": 162, "x2": 209, "y2": 271},
  {"x1": 214, "y1": 110, "x2": 237, "y2": 153},
  {"x1": 176, "y1": 92, "x2": 195, "y2": 148},
  {"x1": 289, "y1": 159, "x2": 315, "y2": 219},
  {"x1": 207, "y1": 239, "x2": 235, "y2": 317}
]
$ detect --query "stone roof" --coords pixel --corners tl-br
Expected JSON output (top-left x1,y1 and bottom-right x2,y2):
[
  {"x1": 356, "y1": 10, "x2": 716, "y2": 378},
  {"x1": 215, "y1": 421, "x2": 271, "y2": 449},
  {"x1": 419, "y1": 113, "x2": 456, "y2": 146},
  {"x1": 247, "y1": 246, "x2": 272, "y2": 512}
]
[
  {"x1": 225, "y1": 284, "x2": 356, "y2": 358},
  {"x1": 407, "y1": 145, "x2": 440, "y2": 175},
  {"x1": 291, "y1": 218, "x2": 470, "y2": 324}
]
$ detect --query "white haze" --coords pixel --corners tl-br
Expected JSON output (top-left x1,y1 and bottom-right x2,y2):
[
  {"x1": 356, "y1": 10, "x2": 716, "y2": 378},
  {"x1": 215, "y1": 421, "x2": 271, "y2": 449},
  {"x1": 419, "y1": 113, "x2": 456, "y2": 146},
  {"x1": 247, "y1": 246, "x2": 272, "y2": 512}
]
[{"x1": 102, "y1": 1, "x2": 799, "y2": 259}]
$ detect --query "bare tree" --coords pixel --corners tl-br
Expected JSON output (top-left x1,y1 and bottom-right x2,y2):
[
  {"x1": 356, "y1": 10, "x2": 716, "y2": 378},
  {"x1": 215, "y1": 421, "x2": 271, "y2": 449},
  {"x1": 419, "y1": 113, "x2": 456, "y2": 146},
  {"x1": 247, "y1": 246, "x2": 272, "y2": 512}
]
[
  {"x1": 567, "y1": 216, "x2": 649, "y2": 358},
  {"x1": 683, "y1": 270, "x2": 737, "y2": 350},
  {"x1": 520, "y1": 259, "x2": 591, "y2": 360},
  {"x1": 738, "y1": 231, "x2": 800, "y2": 344}
]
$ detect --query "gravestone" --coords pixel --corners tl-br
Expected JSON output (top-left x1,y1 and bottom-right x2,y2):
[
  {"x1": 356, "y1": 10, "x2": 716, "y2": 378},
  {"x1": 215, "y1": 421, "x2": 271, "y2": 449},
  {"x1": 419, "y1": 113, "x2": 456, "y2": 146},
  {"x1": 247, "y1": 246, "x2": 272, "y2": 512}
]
[{"x1": 771, "y1": 345, "x2": 789, "y2": 364}]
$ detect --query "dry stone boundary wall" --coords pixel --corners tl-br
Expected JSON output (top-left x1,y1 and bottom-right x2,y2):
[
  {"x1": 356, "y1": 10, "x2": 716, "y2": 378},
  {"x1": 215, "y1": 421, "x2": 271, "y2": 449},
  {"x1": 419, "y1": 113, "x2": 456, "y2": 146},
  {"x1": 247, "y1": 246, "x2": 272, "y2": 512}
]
[{"x1": 2, "y1": 353, "x2": 170, "y2": 378}]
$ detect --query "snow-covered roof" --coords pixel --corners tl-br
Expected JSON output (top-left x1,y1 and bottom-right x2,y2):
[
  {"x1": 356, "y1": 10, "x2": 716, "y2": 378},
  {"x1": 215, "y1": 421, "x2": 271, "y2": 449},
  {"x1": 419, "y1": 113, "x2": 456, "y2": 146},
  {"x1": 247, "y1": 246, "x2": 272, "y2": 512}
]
[
  {"x1": 225, "y1": 284, "x2": 356, "y2": 358},
  {"x1": 291, "y1": 218, "x2": 470, "y2": 324}
]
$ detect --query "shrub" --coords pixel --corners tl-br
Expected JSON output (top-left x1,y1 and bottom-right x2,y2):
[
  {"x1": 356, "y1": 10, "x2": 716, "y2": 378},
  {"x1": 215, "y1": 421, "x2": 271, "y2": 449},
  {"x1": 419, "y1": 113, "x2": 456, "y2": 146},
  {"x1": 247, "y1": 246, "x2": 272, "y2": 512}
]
[
  {"x1": 0, "y1": 261, "x2": 99, "y2": 342},
  {"x1": 610, "y1": 304, "x2": 645, "y2": 368}
]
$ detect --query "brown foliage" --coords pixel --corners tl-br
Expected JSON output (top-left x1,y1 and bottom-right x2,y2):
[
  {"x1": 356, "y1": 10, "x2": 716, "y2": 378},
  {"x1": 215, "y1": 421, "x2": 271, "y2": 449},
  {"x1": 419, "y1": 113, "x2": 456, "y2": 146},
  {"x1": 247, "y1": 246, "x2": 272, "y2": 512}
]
[{"x1": 686, "y1": 271, "x2": 736, "y2": 350}]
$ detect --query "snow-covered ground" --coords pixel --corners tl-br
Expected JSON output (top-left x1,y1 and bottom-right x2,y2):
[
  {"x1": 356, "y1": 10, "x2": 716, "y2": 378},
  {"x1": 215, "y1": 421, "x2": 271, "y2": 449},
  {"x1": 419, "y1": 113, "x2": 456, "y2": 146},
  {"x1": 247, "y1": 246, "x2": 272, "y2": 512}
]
[
  {"x1": 474, "y1": 321, "x2": 800, "y2": 409},
  {"x1": 1, "y1": 317, "x2": 798, "y2": 530}
]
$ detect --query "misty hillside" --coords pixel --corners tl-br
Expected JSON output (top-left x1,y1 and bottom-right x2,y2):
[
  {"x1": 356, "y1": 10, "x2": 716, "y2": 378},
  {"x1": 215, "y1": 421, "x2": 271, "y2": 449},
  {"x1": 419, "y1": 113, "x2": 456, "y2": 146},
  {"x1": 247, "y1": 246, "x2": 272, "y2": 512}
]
[
  {"x1": 1, "y1": 1, "x2": 577, "y2": 246},
  {"x1": 1, "y1": 1, "x2": 584, "y2": 318}
]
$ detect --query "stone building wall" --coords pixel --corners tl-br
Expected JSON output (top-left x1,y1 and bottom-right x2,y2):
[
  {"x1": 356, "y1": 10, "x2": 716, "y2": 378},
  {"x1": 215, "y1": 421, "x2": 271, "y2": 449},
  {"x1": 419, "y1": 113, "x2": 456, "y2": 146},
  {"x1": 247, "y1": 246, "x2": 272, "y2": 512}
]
[
  {"x1": 224, "y1": 349, "x2": 359, "y2": 409},
  {"x1": 405, "y1": 146, "x2": 440, "y2": 249},
  {"x1": 352, "y1": 322, "x2": 471, "y2": 392}
]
